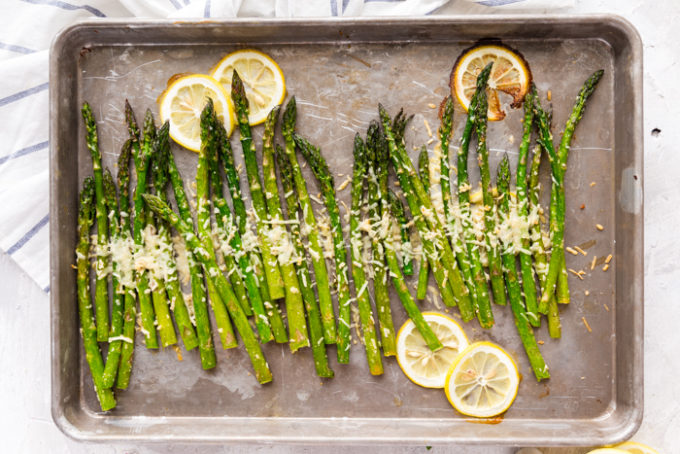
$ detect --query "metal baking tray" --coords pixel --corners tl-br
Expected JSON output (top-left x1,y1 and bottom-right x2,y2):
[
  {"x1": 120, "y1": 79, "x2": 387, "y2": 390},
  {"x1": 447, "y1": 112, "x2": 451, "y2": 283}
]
[{"x1": 50, "y1": 16, "x2": 643, "y2": 445}]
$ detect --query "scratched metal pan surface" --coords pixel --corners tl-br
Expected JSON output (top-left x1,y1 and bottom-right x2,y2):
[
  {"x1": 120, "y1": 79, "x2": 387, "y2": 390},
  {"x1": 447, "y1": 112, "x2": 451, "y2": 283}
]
[{"x1": 49, "y1": 16, "x2": 643, "y2": 445}]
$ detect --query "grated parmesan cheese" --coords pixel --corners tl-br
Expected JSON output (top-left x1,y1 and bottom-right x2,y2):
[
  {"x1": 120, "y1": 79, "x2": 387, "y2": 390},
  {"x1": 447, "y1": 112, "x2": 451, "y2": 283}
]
[
  {"x1": 266, "y1": 219, "x2": 300, "y2": 266},
  {"x1": 495, "y1": 198, "x2": 539, "y2": 256},
  {"x1": 317, "y1": 214, "x2": 335, "y2": 260},
  {"x1": 135, "y1": 225, "x2": 175, "y2": 283},
  {"x1": 337, "y1": 176, "x2": 352, "y2": 191},
  {"x1": 109, "y1": 232, "x2": 135, "y2": 288}
]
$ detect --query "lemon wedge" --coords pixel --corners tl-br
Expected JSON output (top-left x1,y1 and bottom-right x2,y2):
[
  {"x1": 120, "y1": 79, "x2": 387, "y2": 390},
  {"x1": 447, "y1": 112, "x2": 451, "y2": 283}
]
[
  {"x1": 614, "y1": 442, "x2": 660, "y2": 454},
  {"x1": 444, "y1": 341, "x2": 520, "y2": 418},
  {"x1": 396, "y1": 312, "x2": 469, "y2": 388},
  {"x1": 158, "y1": 74, "x2": 234, "y2": 152},
  {"x1": 211, "y1": 49, "x2": 286, "y2": 126},
  {"x1": 450, "y1": 43, "x2": 532, "y2": 121}
]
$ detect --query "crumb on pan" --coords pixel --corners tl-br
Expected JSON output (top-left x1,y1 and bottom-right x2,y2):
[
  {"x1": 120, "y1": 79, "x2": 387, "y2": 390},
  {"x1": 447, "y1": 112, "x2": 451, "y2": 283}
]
[{"x1": 581, "y1": 317, "x2": 592, "y2": 333}]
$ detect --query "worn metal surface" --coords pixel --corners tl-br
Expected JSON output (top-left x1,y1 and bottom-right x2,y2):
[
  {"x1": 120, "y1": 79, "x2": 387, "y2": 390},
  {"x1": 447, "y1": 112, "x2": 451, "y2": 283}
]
[{"x1": 49, "y1": 16, "x2": 643, "y2": 445}]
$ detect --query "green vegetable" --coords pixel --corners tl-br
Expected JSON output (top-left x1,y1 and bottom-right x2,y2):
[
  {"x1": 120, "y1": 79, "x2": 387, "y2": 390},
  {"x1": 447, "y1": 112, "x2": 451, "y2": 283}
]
[
  {"x1": 231, "y1": 71, "x2": 286, "y2": 301},
  {"x1": 76, "y1": 178, "x2": 116, "y2": 410},
  {"x1": 143, "y1": 193, "x2": 273, "y2": 384},
  {"x1": 349, "y1": 134, "x2": 383, "y2": 375},
  {"x1": 276, "y1": 143, "x2": 334, "y2": 377},
  {"x1": 282, "y1": 97, "x2": 336, "y2": 344},
  {"x1": 497, "y1": 155, "x2": 550, "y2": 381},
  {"x1": 81, "y1": 102, "x2": 110, "y2": 342}
]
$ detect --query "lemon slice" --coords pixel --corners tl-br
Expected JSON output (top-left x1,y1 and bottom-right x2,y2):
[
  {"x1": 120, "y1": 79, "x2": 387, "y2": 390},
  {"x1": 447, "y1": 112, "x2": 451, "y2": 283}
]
[
  {"x1": 450, "y1": 43, "x2": 532, "y2": 121},
  {"x1": 158, "y1": 74, "x2": 234, "y2": 152},
  {"x1": 614, "y1": 442, "x2": 660, "y2": 454},
  {"x1": 444, "y1": 341, "x2": 520, "y2": 418},
  {"x1": 396, "y1": 312, "x2": 469, "y2": 388},
  {"x1": 211, "y1": 49, "x2": 286, "y2": 126}
]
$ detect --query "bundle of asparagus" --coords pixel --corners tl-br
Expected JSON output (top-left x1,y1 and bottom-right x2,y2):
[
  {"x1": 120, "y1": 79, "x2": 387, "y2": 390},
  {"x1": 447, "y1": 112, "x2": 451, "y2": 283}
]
[{"x1": 74, "y1": 59, "x2": 602, "y2": 411}]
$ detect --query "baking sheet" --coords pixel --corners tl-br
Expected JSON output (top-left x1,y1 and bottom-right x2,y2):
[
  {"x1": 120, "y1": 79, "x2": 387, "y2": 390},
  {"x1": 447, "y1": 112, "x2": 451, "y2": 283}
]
[{"x1": 50, "y1": 16, "x2": 643, "y2": 445}]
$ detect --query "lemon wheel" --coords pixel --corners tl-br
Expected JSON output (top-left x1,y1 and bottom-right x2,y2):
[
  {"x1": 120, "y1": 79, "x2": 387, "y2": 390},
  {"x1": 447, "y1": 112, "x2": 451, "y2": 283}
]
[
  {"x1": 444, "y1": 341, "x2": 520, "y2": 418},
  {"x1": 450, "y1": 43, "x2": 532, "y2": 121},
  {"x1": 614, "y1": 442, "x2": 660, "y2": 454},
  {"x1": 158, "y1": 74, "x2": 234, "y2": 152},
  {"x1": 211, "y1": 49, "x2": 286, "y2": 126},
  {"x1": 396, "y1": 312, "x2": 469, "y2": 388}
]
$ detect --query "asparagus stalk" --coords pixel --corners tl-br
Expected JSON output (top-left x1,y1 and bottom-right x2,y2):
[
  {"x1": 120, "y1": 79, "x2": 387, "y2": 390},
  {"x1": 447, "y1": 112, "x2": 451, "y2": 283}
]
[
  {"x1": 103, "y1": 167, "x2": 125, "y2": 341},
  {"x1": 383, "y1": 122, "x2": 457, "y2": 308},
  {"x1": 208, "y1": 122, "x2": 253, "y2": 318},
  {"x1": 294, "y1": 133, "x2": 354, "y2": 361},
  {"x1": 276, "y1": 144, "x2": 334, "y2": 377},
  {"x1": 556, "y1": 251, "x2": 570, "y2": 304},
  {"x1": 209, "y1": 111, "x2": 275, "y2": 344},
  {"x1": 515, "y1": 90, "x2": 541, "y2": 327},
  {"x1": 166, "y1": 144, "x2": 217, "y2": 369},
  {"x1": 382, "y1": 107, "x2": 473, "y2": 311},
  {"x1": 364, "y1": 123, "x2": 396, "y2": 357},
  {"x1": 385, "y1": 112, "x2": 418, "y2": 280},
  {"x1": 473, "y1": 69, "x2": 507, "y2": 308},
  {"x1": 387, "y1": 190, "x2": 413, "y2": 276},
  {"x1": 534, "y1": 70, "x2": 604, "y2": 310},
  {"x1": 205, "y1": 130, "x2": 253, "y2": 320},
  {"x1": 415, "y1": 148, "x2": 430, "y2": 301},
  {"x1": 527, "y1": 103, "x2": 560, "y2": 315},
  {"x1": 196, "y1": 101, "x2": 237, "y2": 349},
  {"x1": 76, "y1": 178, "x2": 116, "y2": 410},
  {"x1": 214, "y1": 123, "x2": 287, "y2": 344},
  {"x1": 131, "y1": 109, "x2": 158, "y2": 348},
  {"x1": 528, "y1": 145, "x2": 549, "y2": 292},
  {"x1": 81, "y1": 102, "x2": 110, "y2": 342},
  {"x1": 101, "y1": 169, "x2": 125, "y2": 388},
  {"x1": 391, "y1": 109, "x2": 412, "y2": 146},
  {"x1": 349, "y1": 135, "x2": 383, "y2": 375},
  {"x1": 260, "y1": 108, "x2": 309, "y2": 351},
  {"x1": 143, "y1": 194, "x2": 273, "y2": 384},
  {"x1": 379, "y1": 106, "x2": 475, "y2": 321},
  {"x1": 533, "y1": 106, "x2": 564, "y2": 312},
  {"x1": 497, "y1": 155, "x2": 550, "y2": 381},
  {"x1": 528, "y1": 144, "x2": 561, "y2": 338},
  {"x1": 294, "y1": 134, "x2": 353, "y2": 359},
  {"x1": 555, "y1": 72, "x2": 604, "y2": 306},
  {"x1": 152, "y1": 122, "x2": 198, "y2": 350},
  {"x1": 439, "y1": 96, "x2": 455, "y2": 217},
  {"x1": 231, "y1": 71, "x2": 285, "y2": 301},
  {"x1": 457, "y1": 65, "x2": 494, "y2": 328},
  {"x1": 377, "y1": 142, "x2": 442, "y2": 352},
  {"x1": 439, "y1": 96, "x2": 477, "y2": 307},
  {"x1": 143, "y1": 121, "x2": 177, "y2": 349},
  {"x1": 282, "y1": 97, "x2": 337, "y2": 344},
  {"x1": 115, "y1": 133, "x2": 138, "y2": 389}
]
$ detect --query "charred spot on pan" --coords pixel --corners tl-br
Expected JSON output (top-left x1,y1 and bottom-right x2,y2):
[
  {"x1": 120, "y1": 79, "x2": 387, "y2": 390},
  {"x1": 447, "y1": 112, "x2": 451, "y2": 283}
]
[{"x1": 80, "y1": 46, "x2": 92, "y2": 58}]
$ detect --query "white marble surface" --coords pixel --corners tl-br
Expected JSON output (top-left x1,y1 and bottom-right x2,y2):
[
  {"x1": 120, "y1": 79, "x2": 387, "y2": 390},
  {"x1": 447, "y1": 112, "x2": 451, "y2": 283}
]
[{"x1": 2, "y1": 0, "x2": 677, "y2": 452}]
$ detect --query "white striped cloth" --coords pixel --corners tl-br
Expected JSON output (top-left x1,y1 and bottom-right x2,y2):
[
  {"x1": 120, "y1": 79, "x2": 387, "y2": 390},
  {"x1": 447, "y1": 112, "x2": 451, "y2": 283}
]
[{"x1": 0, "y1": 0, "x2": 563, "y2": 293}]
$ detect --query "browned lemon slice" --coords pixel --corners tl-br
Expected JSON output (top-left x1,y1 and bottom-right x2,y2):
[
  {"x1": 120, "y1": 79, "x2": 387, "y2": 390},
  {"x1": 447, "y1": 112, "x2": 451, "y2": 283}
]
[{"x1": 450, "y1": 43, "x2": 532, "y2": 121}]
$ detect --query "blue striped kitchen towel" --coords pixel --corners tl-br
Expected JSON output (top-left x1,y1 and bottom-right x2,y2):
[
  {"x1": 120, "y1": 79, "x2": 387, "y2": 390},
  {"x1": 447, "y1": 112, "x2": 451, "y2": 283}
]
[{"x1": 0, "y1": 0, "x2": 562, "y2": 293}]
